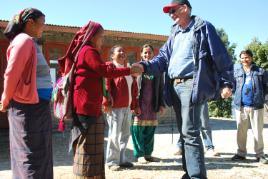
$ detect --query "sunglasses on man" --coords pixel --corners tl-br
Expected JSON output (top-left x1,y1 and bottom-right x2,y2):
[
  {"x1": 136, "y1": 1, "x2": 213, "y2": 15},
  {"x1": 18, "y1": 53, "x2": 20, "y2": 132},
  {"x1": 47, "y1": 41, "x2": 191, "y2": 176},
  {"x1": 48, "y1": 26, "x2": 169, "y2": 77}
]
[{"x1": 168, "y1": 5, "x2": 184, "y2": 16}]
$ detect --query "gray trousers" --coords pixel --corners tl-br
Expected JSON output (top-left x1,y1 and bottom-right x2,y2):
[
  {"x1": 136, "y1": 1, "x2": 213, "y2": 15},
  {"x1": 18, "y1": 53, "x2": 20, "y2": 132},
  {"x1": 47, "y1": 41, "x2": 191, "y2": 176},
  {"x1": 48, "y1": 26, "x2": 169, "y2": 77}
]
[
  {"x1": 105, "y1": 107, "x2": 131, "y2": 166},
  {"x1": 235, "y1": 107, "x2": 264, "y2": 157}
]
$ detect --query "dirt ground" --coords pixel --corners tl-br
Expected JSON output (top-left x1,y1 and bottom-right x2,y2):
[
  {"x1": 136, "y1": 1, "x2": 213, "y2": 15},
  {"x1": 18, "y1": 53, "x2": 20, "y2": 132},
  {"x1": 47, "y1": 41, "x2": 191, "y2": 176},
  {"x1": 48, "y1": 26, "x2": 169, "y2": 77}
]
[{"x1": 1, "y1": 118, "x2": 268, "y2": 179}]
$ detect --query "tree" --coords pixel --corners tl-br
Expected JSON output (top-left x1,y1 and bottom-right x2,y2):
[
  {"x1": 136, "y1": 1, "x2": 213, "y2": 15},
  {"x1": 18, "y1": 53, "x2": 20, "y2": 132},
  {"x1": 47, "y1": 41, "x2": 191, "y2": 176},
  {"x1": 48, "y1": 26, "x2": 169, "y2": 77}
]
[
  {"x1": 208, "y1": 28, "x2": 236, "y2": 118},
  {"x1": 246, "y1": 38, "x2": 268, "y2": 70},
  {"x1": 217, "y1": 28, "x2": 237, "y2": 62}
]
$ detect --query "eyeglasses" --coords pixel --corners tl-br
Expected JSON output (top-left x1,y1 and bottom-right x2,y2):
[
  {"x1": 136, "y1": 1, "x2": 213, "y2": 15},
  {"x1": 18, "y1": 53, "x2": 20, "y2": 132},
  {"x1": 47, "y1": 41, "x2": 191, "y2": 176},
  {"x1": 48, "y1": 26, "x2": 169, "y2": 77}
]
[
  {"x1": 168, "y1": 9, "x2": 177, "y2": 15},
  {"x1": 168, "y1": 6, "x2": 184, "y2": 16}
]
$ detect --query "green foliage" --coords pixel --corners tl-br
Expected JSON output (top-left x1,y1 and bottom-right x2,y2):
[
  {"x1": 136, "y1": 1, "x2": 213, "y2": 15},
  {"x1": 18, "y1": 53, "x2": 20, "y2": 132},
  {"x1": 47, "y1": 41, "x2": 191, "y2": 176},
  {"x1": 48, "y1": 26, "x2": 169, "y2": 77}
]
[
  {"x1": 246, "y1": 38, "x2": 268, "y2": 70},
  {"x1": 217, "y1": 28, "x2": 237, "y2": 62},
  {"x1": 207, "y1": 28, "x2": 236, "y2": 118},
  {"x1": 208, "y1": 32, "x2": 268, "y2": 118},
  {"x1": 208, "y1": 98, "x2": 232, "y2": 118}
]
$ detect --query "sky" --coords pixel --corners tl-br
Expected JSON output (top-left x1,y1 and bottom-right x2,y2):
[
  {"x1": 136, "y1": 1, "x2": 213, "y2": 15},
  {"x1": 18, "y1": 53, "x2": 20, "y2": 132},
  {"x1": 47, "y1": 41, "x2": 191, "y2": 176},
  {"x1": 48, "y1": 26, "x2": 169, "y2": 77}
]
[{"x1": 0, "y1": 0, "x2": 268, "y2": 57}]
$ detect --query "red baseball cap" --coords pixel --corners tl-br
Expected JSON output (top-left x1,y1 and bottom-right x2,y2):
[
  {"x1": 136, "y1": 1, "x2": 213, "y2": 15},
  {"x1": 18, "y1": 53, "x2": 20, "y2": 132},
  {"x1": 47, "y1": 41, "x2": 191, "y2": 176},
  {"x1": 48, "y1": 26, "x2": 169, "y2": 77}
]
[{"x1": 163, "y1": 0, "x2": 192, "y2": 13}]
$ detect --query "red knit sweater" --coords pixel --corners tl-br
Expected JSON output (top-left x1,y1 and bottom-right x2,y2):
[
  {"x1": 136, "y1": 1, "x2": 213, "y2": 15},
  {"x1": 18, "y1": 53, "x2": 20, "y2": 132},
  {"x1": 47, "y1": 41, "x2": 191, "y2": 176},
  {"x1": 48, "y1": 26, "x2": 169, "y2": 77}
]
[
  {"x1": 102, "y1": 61, "x2": 139, "y2": 110},
  {"x1": 73, "y1": 45, "x2": 130, "y2": 117}
]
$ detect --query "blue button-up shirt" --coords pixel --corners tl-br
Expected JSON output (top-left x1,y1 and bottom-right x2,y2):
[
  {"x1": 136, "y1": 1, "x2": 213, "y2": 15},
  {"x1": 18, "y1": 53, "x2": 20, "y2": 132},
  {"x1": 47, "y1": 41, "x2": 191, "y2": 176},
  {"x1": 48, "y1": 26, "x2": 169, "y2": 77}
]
[
  {"x1": 168, "y1": 20, "x2": 195, "y2": 79},
  {"x1": 241, "y1": 72, "x2": 253, "y2": 106}
]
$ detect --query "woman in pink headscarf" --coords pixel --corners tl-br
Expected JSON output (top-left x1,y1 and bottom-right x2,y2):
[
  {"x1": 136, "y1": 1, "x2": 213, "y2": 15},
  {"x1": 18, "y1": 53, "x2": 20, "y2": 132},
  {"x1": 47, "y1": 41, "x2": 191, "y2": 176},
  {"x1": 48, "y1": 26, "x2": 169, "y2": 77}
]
[{"x1": 59, "y1": 21, "x2": 141, "y2": 178}]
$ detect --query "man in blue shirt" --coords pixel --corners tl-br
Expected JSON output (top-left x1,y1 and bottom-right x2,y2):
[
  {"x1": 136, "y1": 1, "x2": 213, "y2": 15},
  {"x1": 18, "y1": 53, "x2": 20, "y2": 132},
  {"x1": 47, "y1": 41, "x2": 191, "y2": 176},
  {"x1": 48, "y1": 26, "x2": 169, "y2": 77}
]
[
  {"x1": 133, "y1": 0, "x2": 234, "y2": 178},
  {"x1": 232, "y1": 50, "x2": 268, "y2": 164}
]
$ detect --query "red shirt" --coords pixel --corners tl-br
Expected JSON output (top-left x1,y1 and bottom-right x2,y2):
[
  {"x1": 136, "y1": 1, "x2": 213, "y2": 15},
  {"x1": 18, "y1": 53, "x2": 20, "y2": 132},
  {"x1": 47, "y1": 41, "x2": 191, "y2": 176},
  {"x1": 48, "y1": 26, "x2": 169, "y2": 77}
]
[
  {"x1": 73, "y1": 45, "x2": 130, "y2": 117},
  {"x1": 103, "y1": 62, "x2": 139, "y2": 110}
]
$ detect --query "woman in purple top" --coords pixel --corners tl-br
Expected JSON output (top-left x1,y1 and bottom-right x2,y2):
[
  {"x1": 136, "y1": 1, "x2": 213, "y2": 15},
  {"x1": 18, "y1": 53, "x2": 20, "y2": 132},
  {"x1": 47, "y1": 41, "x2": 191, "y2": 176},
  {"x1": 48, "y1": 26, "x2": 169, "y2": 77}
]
[{"x1": 131, "y1": 44, "x2": 165, "y2": 164}]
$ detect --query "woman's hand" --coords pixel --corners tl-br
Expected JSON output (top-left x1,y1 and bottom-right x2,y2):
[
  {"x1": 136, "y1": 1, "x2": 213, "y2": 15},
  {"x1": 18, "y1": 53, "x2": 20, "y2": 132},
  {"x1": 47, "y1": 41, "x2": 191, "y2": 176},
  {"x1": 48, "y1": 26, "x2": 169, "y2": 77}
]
[
  {"x1": 132, "y1": 107, "x2": 141, "y2": 116},
  {"x1": 221, "y1": 87, "x2": 232, "y2": 99},
  {"x1": 0, "y1": 103, "x2": 7, "y2": 113},
  {"x1": 158, "y1": 106, "x2": 166, "y2": 117},
  {"x1": 102, "y1": 105, "x2": 112, "y2": 114}
]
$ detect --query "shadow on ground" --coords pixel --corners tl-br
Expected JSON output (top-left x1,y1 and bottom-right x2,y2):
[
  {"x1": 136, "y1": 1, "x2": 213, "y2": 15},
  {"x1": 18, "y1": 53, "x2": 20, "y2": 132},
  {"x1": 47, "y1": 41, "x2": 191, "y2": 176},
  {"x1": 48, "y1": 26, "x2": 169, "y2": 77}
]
[
  {"x1": 0, "y1": 127, "x2": 134, "y2": 170},
  {"x1": 0, "y1": 129, "x2": 75, "y2": 170},
  {"x1": 1, "y1": 118, "x2": 267, "y2": 172},
  {"x1": 156, "y1": 118, "x2": 268, "y2": 134},
  {"x1": 109, "y1": 156, "x2": 258, "y2": 172}
]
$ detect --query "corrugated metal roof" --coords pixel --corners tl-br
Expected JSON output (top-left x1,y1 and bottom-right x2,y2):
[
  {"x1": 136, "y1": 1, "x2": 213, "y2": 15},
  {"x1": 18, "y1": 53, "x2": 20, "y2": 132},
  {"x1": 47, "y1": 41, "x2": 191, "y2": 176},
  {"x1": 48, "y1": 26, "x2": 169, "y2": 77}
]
[{"x1": 0, "y1": 19, "x2": 167, "y2": 41}]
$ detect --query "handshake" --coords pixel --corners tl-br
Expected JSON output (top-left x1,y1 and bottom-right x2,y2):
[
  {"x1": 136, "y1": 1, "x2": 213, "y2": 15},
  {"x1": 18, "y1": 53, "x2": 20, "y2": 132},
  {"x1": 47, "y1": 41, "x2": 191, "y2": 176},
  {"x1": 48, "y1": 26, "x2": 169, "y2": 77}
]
[{"x1": 130, "y1": 63, "x2": 144, "y2": 77}]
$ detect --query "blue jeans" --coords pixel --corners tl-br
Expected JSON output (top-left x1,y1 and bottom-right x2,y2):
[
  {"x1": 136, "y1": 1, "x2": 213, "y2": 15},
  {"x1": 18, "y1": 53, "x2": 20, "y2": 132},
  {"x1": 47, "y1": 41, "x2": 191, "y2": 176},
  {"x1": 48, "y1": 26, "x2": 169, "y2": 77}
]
[
  {"x1": 177, "y1": 102, "x2": 214, "y2": 150},
  {"x1": 171, "y1": 79, "x2": 207, "y2": 179}
]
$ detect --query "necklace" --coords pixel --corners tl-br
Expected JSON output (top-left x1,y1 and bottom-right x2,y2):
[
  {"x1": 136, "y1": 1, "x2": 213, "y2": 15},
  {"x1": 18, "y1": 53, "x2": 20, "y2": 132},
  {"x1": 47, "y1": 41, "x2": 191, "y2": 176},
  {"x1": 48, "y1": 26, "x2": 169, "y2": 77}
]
[{"x1": 143, "y1": 74, "x2": 154, "y2": 80}]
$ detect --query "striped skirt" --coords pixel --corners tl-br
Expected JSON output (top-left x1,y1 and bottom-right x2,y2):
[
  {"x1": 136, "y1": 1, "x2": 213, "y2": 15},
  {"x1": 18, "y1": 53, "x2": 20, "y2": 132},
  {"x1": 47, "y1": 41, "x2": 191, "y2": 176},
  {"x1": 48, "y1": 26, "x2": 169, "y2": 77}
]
[
  {"x1": 72, "y1": 116, "x2": 105, "y2": 179},
  {"x1": 8, "y1": 99, "x2": 53, "y2": 179}
]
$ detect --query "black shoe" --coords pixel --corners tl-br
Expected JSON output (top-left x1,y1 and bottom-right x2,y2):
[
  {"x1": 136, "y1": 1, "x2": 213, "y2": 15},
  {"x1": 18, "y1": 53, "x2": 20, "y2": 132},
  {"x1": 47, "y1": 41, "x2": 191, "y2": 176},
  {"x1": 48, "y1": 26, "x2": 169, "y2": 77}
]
[
  {"x1": 145, "y1": 156, "x2": 160, "y2": 162},
  {"x1": 119, "y1": 162, "x2": 134, "y2": 168},
  {"x1": 181, "y1": 173, "x2": 190, "y2": 179},
  {"x1": 231, "y1": 154, "x2": 246, "y2": 161},
  {"x1": 256, "y1": 156, "x2": 268, "y2": 164}
]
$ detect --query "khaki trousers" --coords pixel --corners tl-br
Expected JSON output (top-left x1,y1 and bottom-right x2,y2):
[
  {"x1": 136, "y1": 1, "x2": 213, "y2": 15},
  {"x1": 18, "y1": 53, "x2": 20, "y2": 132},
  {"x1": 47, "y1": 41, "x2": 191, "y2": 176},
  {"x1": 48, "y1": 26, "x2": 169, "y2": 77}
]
[{"x1": 235, "y1": 107, "x2": 264, "y2": 157}]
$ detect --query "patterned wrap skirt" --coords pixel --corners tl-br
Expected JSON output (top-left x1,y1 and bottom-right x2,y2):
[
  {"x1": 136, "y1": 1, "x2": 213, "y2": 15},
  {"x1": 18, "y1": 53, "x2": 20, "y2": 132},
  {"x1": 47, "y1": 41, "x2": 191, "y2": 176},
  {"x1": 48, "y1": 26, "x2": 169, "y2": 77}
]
[
  {"x1": 8, "y1": 99, "x2": 53, "y2": 179},
  {"x1": 71, "y1": 115, "x2": 105, "y2": 179}
]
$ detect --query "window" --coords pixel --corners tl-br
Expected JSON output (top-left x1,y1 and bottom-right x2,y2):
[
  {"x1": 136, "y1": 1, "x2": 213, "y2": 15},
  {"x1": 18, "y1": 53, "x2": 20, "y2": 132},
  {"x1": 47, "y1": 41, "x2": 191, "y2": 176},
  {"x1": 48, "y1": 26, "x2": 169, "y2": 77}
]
[
  {"x1": 127, "y1": 52, "x2": 137, "y2": 65},
  {"x1": 50, "y1": 60, "x2": 58, "y2": 86}
]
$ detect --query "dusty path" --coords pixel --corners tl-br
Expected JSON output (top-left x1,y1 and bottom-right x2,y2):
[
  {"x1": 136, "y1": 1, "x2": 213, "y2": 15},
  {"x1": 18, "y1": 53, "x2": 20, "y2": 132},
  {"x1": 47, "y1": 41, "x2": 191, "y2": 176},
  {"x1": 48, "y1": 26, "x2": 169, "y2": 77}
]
[{"x1": 1, "y1": 118, "x2": 268, "y2": 179}]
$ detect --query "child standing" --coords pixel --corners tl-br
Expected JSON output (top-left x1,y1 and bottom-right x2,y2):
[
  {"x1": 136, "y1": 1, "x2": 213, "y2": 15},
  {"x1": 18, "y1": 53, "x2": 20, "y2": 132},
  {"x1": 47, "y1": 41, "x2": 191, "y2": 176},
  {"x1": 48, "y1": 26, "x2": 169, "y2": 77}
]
[
  {"x1": 131, "y1": 44, "x2": 165, "y2": 164},
  {"x1": 103, "y1": 45, "x2": 139, "y2": 171}
]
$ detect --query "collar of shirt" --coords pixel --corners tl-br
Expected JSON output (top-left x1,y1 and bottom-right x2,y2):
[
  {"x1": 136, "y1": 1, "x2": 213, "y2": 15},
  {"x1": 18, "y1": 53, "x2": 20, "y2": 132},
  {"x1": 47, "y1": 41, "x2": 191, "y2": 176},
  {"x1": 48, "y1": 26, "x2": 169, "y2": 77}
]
[
  {"x1": 175, "y1": 19, "x2": 195, "y2": 34},
  {"x1": 113, "y1": 60, "x2": 124, "y2": 68}
]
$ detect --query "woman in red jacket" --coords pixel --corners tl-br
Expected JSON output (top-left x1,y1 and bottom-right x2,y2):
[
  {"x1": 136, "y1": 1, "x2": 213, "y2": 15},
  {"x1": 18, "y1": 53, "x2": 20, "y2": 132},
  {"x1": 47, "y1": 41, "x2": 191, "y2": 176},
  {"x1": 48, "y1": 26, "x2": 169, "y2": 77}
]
[
  {"x1": 103, "y1": 45, "x2": 139, "y2": 171},
  {"x1": 59, "y1": 21, "x2": 141, "y2": 178}
]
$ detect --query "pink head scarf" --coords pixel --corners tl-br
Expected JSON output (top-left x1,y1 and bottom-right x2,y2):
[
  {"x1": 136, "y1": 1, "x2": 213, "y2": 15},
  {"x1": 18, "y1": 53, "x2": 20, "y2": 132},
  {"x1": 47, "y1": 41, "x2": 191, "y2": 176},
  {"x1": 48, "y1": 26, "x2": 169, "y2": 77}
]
[{"x1": 58, "y1": 21, "x2": 103, "y2": 75}]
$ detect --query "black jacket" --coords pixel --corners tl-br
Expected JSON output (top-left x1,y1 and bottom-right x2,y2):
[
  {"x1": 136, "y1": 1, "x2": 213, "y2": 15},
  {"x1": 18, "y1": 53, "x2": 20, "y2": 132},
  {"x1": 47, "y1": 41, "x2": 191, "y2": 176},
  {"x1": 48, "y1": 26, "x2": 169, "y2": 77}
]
[{"x1": 137, "y1": 74, "x2": 165, "y2": 112}]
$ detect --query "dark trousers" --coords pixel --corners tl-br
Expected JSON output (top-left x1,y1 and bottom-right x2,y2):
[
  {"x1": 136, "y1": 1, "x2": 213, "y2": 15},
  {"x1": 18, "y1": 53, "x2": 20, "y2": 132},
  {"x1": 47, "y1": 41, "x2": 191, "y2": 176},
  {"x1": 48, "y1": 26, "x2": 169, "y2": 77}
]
[{"x1": 9, "y1": 99, "x2": 53, "y2": 179}]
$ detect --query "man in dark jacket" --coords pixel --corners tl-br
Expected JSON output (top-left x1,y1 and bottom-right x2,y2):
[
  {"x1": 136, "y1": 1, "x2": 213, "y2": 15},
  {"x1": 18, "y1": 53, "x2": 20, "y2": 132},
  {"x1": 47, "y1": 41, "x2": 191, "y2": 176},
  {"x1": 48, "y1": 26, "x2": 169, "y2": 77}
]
[
  {"x1": 232, "y1": 49, "x2": 268, "y2": 164},
  {"x1": 133, "y1": 0, "x2": 233, "y2": 178}
]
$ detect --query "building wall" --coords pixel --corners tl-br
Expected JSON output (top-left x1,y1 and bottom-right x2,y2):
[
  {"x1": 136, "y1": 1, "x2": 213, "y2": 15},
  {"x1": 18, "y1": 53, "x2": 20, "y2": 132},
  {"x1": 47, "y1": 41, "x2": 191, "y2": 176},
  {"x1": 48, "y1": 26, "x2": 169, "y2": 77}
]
[
  {"x1": 0, "y1": 39, "x2": 8, "y2": 128},
  {"x1": 40, "y1": 31, "x2": 165, "y2": 85},
  {"x1": 0, "y1": 24, "x2": 169, "y2": 128}
]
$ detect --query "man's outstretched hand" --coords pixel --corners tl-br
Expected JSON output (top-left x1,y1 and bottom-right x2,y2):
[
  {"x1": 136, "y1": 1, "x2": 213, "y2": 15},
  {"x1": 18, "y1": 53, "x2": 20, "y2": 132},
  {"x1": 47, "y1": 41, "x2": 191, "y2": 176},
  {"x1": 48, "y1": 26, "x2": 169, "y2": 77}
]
[{"x1": 221, "y1": 87, "x2": 232, "y2": 99}]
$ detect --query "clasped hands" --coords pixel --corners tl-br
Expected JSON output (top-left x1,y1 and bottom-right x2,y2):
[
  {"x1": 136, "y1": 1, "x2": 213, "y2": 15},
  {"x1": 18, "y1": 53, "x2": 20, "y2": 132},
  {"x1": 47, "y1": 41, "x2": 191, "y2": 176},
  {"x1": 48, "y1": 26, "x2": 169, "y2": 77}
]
[{"x1": 130, "y1": 63, "x2": 144, "y2": 77}]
